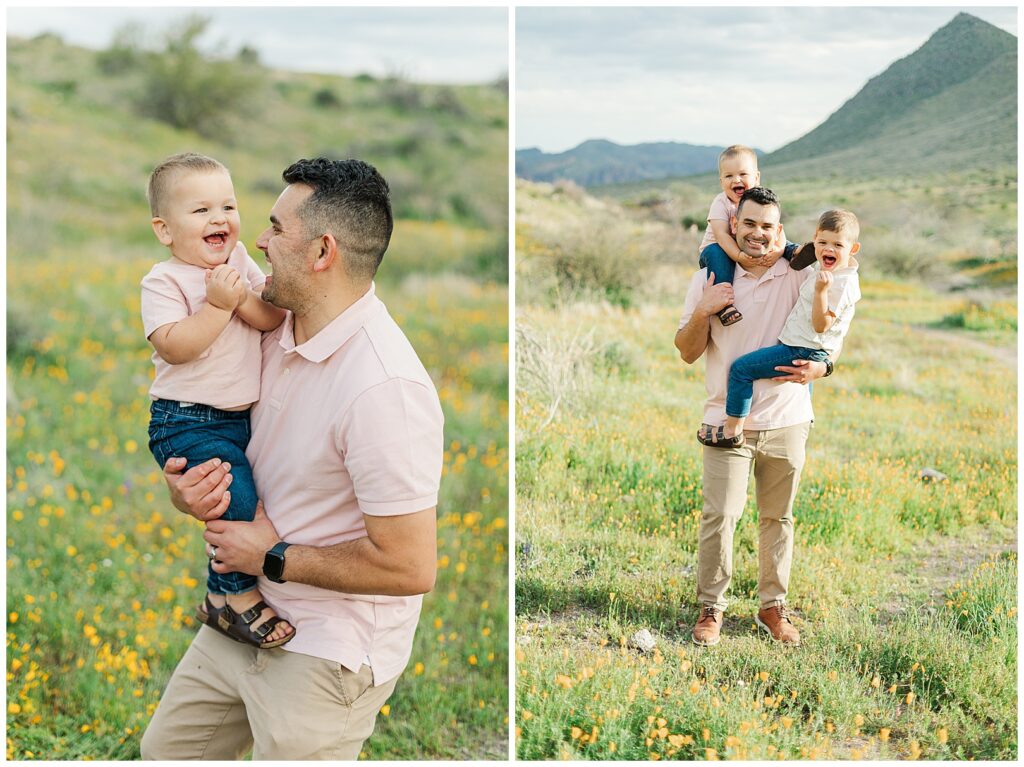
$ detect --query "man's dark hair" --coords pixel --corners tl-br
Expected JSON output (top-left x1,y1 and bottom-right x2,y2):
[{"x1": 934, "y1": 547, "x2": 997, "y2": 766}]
[
  {"x1": 736, "y1": 186, "x2": 781, "y2": 219},
  {"x1": 282, "y1": 158, "x2": 393, "y2": 280}
]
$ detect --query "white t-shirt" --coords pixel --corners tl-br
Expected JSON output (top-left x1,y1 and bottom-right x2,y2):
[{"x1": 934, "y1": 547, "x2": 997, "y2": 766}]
[{"x1": 778, "y1": 260, "x2": 860, "y2": 354}]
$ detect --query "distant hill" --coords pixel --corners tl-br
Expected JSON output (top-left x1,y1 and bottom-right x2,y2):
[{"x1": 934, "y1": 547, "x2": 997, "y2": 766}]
[
  {"x1": 6, "y1": 32, "x2": 508, "y2": 231},
  {"x1": 766, "y1": 12, "x2": 1017, "y2": 177},
  {"x1": 524, "y1": 13, "x2": 1016, "y2": 190},
  {"x1": 515, "y1": 140, "x2": 741, "y2": 186}
]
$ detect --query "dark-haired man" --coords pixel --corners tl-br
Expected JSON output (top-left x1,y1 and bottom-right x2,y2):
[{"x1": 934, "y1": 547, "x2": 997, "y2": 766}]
[
  {"x1": 142, "y1": 159, "x2": 444, "y2": 760},
  {"x1": 674, "y1": 187, "x2": 830, "y2": 648}
]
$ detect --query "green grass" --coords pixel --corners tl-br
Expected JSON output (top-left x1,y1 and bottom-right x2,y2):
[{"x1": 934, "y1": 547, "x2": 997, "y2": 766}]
[
  {"x1": 6, "y1": 31, "x2": 508, "y2": 761},
  {"x1": 515, "y1": 173, "x2": 1017, "y2": 758}
]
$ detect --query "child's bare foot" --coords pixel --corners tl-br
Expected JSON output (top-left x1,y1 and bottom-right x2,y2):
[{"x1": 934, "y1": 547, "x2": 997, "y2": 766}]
[{"x1": 203, "y1": 590, "x2": 294, "y2": 646}]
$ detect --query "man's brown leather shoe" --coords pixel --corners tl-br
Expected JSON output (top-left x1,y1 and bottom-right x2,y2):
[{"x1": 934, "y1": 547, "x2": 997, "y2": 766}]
[
  {"x1": 692, "y1": 605, "x2": 723, "y2": 646},
  {"x1": 755, "y1": 604, "x2": 800, "y2": 645}
]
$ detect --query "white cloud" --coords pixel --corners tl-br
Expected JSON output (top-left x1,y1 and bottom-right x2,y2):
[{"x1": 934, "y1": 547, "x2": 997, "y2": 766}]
[
  {"x1": 517, "y1": 6, "x2": 1017, "y2": 152},
  {"x1": 6, "y1": 6, "x2": 508, "y2": 85}
]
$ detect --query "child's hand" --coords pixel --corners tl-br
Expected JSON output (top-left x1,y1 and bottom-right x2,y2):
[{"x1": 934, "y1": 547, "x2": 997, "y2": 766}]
[
  {"x1": 815, "y1": 270, "x2": 834, "y2": 290},
  {"x1": 205, "y1": 265, "x2": 245, "y2": 311}
]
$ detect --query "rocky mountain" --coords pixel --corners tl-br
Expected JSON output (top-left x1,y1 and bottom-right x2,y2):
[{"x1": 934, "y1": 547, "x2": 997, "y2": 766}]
[{"x1": 766, "y1": 12, "x2": 1017, "y2": 176}]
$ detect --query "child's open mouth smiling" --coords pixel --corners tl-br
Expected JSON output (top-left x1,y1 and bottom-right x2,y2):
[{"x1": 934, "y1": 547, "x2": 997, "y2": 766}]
[
  {"x1": 820, "y1": 254, "x2": 838, "y2": 268},
  {"x1": 204, "y1": 231, "x2": 229, "y2": 248}
]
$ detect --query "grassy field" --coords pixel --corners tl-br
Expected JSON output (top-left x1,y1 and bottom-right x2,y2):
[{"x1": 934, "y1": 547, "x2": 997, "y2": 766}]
[
  {"x1": 6, "y1": 31, "x2": 508, "y2": 760},
  {"x1": 514, "y1": 178, "x2": 1017, "y2": 760}
]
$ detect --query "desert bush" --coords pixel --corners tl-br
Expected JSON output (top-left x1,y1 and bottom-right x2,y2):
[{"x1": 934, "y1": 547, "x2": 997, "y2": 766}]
[
  {"x1": 134, "y1": 16, "x2": 261, "y2": 138},
  {"x1": 516, "y1": 323, "x2": 600, "y2": 431},
  {"x1": 863, "y1": 230, "x2": 949, "y2": 281},
  {"x1": 681, "y1": 213, "x2": 705, "y2": 231},
  {"x1": 381, "y1": 77, "x2": 424, "y2": 112},
  {"x1": 433, "y1": 87, "x2": 465, "y2": 116},
  {"x1": 236, "y1": 45, "x2": 260, "y2": 66},
  {"x1": 546, "y1": 221, "x2": 648, "y2": 307},
  {"x1": 312, "y1": 87, "x2": 343, "y2": 109},
  {"x1": 96, "y1": 23, "x2": 143, "y2": 75}
]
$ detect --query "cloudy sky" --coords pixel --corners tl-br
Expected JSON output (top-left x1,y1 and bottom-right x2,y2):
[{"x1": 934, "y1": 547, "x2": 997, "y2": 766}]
[
  {"x1": 517, "y1": 6, "x2": 1017, "y2": 152},
  {"x1": 6, "y1": 6, "x2": 508, "y2": 84}
]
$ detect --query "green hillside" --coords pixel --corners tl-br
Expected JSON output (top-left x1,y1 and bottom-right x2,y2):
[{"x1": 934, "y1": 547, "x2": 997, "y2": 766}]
[
  {"x1": 767, "y1": 13, "x2": 1017, "y2": 175},
  {"x1": 7, "y1": 32, "x2": 508, "y2": 237}
]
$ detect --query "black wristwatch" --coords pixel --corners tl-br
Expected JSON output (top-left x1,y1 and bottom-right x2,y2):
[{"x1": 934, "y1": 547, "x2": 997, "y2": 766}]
[
  {"x1": 263, "y1": 541, "x2": 292, "y2": 583},
  {"x1": 823, "y1": 359, "x2": 834, "y2": 377}
]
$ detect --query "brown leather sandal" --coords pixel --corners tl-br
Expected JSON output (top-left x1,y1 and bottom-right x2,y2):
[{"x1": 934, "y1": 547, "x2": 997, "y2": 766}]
[
  {"x1": 196, "y1": 597, "x2": 295, "y2": 649},
  {"x1": 716, "y1": 305, "x2": 743, "y2": 326},
  {"x1": 696, "y1": 424, "x2": 745, "y2": 449}
]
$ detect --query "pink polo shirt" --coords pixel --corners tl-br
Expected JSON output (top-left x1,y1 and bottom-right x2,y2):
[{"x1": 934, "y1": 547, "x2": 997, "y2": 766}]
[
  {"x1": 141, "y1": 243, "x2": 267, "y2": 409},
  {"x1": 247, "y1": 284, "x2": 444, "y2": 685},
  {"x1": 678, "y1": 260, "x2": 814, "y2": 430}
]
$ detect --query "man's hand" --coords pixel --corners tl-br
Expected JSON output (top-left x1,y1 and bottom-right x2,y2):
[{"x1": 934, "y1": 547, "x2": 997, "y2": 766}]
[
  {"x1": 205, "y1": 265, "x2": 245, "y2": 311},
  {"x1": 696, "y1": 272, "x2": 734, "y2": 317},
  {"x1": 204, "y1": 501, "x2": 280, "y2": 576},
  {"x1": 772, "y1": 358, "x2": 827, "y2": 384},
  {"x1": 163, "y1": 456, "x2": 232, "y2": 522}
]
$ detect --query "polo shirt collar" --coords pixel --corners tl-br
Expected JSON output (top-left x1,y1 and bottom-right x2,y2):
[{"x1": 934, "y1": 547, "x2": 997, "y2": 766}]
[
  {"x1": 278, "y1": 282, "x2": 381, "y2": 363},
  {"x1": 735, "y1": 257, "x2": 792, "y2": 281}
]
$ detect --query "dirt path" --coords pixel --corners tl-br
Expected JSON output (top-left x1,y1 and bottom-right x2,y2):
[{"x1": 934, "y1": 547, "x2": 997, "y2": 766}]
[
  {"x1": 912, "y1": 324, "x2": 1018, "y2": 370},
  {"x1": 882, "y1": 523, "x2": 1017, "y2": 619}
]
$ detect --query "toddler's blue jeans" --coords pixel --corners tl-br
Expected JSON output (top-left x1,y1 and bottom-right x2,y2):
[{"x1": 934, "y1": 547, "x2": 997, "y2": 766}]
[
  {"x1": 727, "y1": 344, "x2": 829, "y2": 418},
  {"x1": 148, "y1": 400, "x2": 258, "y2": 596},
  {"x1": 699, "y1": 240, "x2": 801, "y2": 287}
]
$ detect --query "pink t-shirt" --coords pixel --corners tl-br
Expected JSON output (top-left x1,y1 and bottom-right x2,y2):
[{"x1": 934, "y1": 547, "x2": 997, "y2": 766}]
[
  {"x1": 678, "y1": 259, "x2": 814, "y2": 430},
  {"x1": 247, "y1": 284, "x2": 444, "y2": 685},
  {"x1": 141, "y1": 243, "x2": 267, "y2": 409},
  {"x1": 698, "y1": 192, "x2": 738, "y2": 252}
]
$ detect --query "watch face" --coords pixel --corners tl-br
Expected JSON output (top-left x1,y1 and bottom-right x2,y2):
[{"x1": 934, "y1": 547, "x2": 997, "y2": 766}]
[{"x1": 264, "y1": 551, "x2": 284, "y2": 581}]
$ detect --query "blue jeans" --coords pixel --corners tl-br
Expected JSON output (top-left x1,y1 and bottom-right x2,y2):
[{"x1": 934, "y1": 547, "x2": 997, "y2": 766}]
[
  {"x1": 727, "y1": 344, "x2": 829, "y2": 418},
  {"x1": 148, "y1": 400, "x2": 258, "y2": 596},
  {"x1": 699, "y1": 240, "x2": 800, "y2": 287}
]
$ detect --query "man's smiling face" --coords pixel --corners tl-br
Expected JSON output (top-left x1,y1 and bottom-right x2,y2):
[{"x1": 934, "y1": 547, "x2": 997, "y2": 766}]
[
  {"x1": 256, "y1": 183, "x2": 318, "y2": 312},
  {"x1": 731, "y1": 200, "x2": 782, "y2": 259}
]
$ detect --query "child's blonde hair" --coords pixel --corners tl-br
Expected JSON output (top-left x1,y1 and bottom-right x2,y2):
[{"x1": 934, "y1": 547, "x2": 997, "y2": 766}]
[
  {"x1": 817, "y1": 209, "x2": 860, "y2": 241},
  {"x1": 718, "y1": 144, "x2": 758, "y2": 170},
  {"x1": 147, "y1": 152, "x2": 229, "y2": 217}
]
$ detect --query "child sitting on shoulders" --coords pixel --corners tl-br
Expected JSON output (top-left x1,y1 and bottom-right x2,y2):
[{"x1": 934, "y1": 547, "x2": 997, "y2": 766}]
[
  {"x1": 141, "y1": 152, "x2": 293, "y2": 648},
  {"x1": 699, "y1": 209, "x2": 861, "y2": 448},
  {"x1": 698, "y1": 145, "x2": 813, "y2": 325}
]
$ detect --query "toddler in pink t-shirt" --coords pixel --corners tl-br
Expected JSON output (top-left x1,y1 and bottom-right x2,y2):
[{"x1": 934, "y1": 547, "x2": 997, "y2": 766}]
[{"x1": 140, "y1": 152, "x2": 293, "y2": 649}]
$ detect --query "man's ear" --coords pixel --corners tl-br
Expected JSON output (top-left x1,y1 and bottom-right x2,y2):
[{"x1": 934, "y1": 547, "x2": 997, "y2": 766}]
[
  {"x1": 850, "y1": 241, "x2": 861, "y2": 255},
  {"x1": 151, "y1": 217, "x2": 173, "y2": 246},
  {"x1": 312, "y1": 233, "x2": 338, "y2": 273},
  {"x1": 729, "y1": 215, "x2": 737, "y2": 236}
]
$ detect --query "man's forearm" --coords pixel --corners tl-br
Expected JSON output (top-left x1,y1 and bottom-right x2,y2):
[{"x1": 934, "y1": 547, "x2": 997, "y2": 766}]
[
  {"x1": 281, "y1": 536, "x2": 436, "y2": 597},
  {"x1": 675, "y1": 310, "x2": 711, "y2": 364}
]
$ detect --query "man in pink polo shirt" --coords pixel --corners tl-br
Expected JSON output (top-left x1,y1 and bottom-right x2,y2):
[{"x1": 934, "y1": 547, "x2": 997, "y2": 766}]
[
  {"x1": 675, "y1": 187, "x2": 831, "y2": 648},
  {"x1": 141, "y1": 159, "x2": 444, "y2": 760}
]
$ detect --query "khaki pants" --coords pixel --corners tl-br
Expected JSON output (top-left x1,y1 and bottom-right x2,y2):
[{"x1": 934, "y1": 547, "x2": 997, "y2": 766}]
[
  {"x1": 140, "y1": 626, "x2": 398, "y2": 760},
  {"x1": 697, "y1": 422, "x2": 810, "y2": 611}
]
